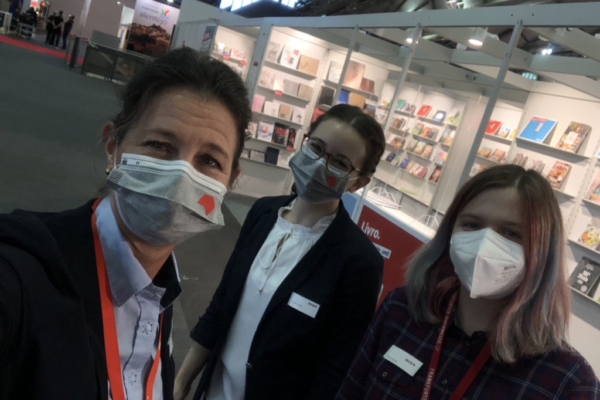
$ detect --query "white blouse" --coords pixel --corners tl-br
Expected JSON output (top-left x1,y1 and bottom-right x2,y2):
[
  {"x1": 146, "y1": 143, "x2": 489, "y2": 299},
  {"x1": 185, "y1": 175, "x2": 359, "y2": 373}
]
[{"x1": 207, "y1": 201, "x2": 336, "y2": 400}]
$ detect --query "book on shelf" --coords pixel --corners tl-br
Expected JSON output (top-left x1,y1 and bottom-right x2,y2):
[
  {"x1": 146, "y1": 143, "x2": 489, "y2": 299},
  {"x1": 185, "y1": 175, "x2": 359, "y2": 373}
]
[
  {"x1": 278, "y1": 151, "x2": 292, "y2": 168},
  {"x1": 273, "y1": 79, "x2": 284, "y2": 92},
  {"x1": 375, "y1": 109, "x2": 387, "y2": 124},
  {"x1": 391, "y1": 155, "x2": 402, "y2": 166},
  {"x1": 518, "y1": 116, "x2": 558, "y2": 143},
  {"x1": 297, "y1": 55, "x2": 320, "y2": 76},
  {"x1": 399, "y1": 158, "x2": 410, "y2": 169},
  {"x1": 312, "y1": 107, "x2": 326, "y2": 123},
  {"x1": 286, "y1": 128, "x2": 297, "y2": 152},
  {"x1": 530, "y1": 160, "x2": 545, "y2": 174},
  {"x1": 413, "y1": 165, "x2": 429, "y2": 179},
  {"x1": 343, "y1": 60, "x2": 366, "y2": 89},
  {"x1": 348, "y1": 93, "x2": 366, "y2": 109},
  {"x1": 405, "y1": 161, "x2": 416, "y2": 172},
  {"x1": 278, "y1": 104, "x2": 292, "y2": 121},
  {"x1": 396, "y1": 99, "x2": 407, "y2": 111},
  {"x1": 317, "y1": 86, "x2": 335, "y2": 106},
  {"x1": 430, "y1": 165, "x2": 442, "y2": 183},
  {"x1": 469, "y1": 163, "x2": 487, "y2": 177},
  {"x1": 265, "y1": 147, "x2": 280, "y2": 165},
  {"x1": 421, "y1": 144, "x2": 434, "y2": 160},
  {"x1": 359, "y1": 78, "x2": 375, "y2": 94},
  {"x1": 412, "y1": 141, "x2": 427, "y2": 156},
  {"x1": 291, "y1": 107, "x2": 305, "y2": 125},
  {"x1": 230, "y1": 48, "x2": 246, "y2": 61},
  {"x1": 434, "y1": 151, "x2": 447, "y2": 166},
  {"x1": 258, "y1": 68, "x2": 276, "y2": 89},
  {"x1": 263, "y1": 101, "x2": 280, "y2": 117},
  {"x1": 257, "y1": 122, "x2": 275, "y2": 142},
  {"x1": 279, "y1": 45, "x2": 300, "y2": 69},
  {"x1": 337, "y1": 89, "x2": 350, "y2": 105},
  {"x1": 250, "y1": 149, "x2": 266, "y2": 162},
  {"x1": 272, "y1": 123, "x2": 289, "y2": 145},
  {"x1": 400, "y1": 102, "x2": 412, "y2": 112},
  {"x1": 420, "y1": 127, "x2": 439, "y2": 140},
  {"x1": 248, "y1": 122, "x2": 258, "y2": 137},
  {"x1": 327, "y1": 61, "x2": 343, "y2": 83},
  {"x1": 214, "y1": 42, "x2": 225, "y2": 54},
  {"x1": 223, "y1": 46, "x2": 231, "y2": 58},
  {"x1": 283, "y1": 79, "x2": 300, "y2": 97},
  {"x1": 426, "y1": 109, "x2": 437, "y2": 120},
  {"x1": 585, "y1": 172, "x2": 600, "y2": 203},
  {"x1": 382, "y1": 150, "x2": 391, "y2": 161},
  {"x1": 555, "y1": 121, "x2": 591, "y2": 153},
  {"x1": 579, "y1": 218, "x2": 600, "y2": 249},
  {"x1": 507, "y1": 129, "x2": 518, "y2": 140},
  {"x1": 252, "y1": 95, "x2": 265, "y2": 113},
  {"x1": 497, "y1": 127, "x2": 511, "y2": 139},
  {"x1": 440, "y1": 127, "x2": 455, "y2": 146},
  {"x1": 390, "y1": 136, "x2": 406, "y2": 150},
  {"x1": 511, "y1": 153, "x2": 528, "y2": 167},
  {"x1": 499, "y1": 154, "x2": 508, "y2": 165},
  {"x1": 297, "y1": 84, "x2": 313, "y2": 101},
  {"x1": 489, "y1": 149, "x2": 506, "y2": 163},
  {"x1": 392, "y1": 118, "x2": 406, "y2": 130},
  {"x1": 364, "y1": 104, "x2": 376, "y2": 118},
  {"x1": 446, "y1": 111, "x2": 462, "y2": 126},
  {"x1": 477, "y1": 147, "x2": 492, "y2": 158},
  {"x1": 385, "y1": 152, "x2": 396, "y2": 163},
  {"x1": 432, "y1": 110, "x2": 446, "y2": 122},
  {"x1": 417, "y1": 105, "x2": 432, "y2": 117},
  {"x1": 546, "y1": 161, "x2": 571, "y2": 189},
  {"x1": 485, "y1": 120, "x2": 502, "y2": 135},
  {"x1": 411, "y1": 122, "x2": 425, "y2": 136},
  {"x1": 379, "y1": 98, "x2": 390, "y2": 110},
  {"x1": 569, "y1": 257, "x2": 600, "y2": 297},
  {"x1": 240, "y1": 149, "x2": 251, "y2": 159},
  {"x1": 265, "y1": 41, "x2": 282, "y2": 63},
  {"x1": 408, "y1": 163, "x2": 420, "y2": 175}
]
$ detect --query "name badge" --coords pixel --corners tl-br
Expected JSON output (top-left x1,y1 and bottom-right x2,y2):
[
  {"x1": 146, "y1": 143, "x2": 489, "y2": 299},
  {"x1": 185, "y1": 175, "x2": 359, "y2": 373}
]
[
  {"x1": 383, "y1": 345, "x2": 423, "y2": 377},
  {"x1": 288, "y1": 293, "x2": 320, "y2": 318}
]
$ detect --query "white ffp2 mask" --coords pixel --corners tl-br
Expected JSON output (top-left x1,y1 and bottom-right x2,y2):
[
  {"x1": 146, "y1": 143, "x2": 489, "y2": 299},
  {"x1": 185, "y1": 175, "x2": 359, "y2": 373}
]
[{"x1": 449, "y1": 228, "x2": 526, "y2": 299}]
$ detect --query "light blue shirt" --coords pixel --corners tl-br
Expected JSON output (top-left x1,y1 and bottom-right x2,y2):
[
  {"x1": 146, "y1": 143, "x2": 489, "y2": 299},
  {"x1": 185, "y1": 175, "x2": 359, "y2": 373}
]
[{"x1": 96, "y1": 197, "x2": 180, "y2": 400}]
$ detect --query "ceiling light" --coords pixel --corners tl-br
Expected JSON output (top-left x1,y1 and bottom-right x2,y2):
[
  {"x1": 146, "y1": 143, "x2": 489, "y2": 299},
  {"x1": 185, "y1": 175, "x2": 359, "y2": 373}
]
[
  {"x1": 469, "y1": 27, "x2": 487, "y2": 46},
  {"x1": 117, "y1": 1, "x2": 120, "y2": 3},
  {"x1": 405, "y1": 28, "x2": 418, "y2": 44},
  {"x1": 447, "y1": 0, "x2": 457, "y2": 3},
  {"x1": 541, "y1": 47, "x2": 553, "y2": 56},
  {"x1": 167, "y1": 0, "x2": 174, "y2": 2}
]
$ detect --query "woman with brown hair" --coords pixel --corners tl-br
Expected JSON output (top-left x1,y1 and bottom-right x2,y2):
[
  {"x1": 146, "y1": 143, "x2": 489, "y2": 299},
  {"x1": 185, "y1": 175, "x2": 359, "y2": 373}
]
[{"x1": 336, "y1": 165, "x2": 599, "y2": 400}]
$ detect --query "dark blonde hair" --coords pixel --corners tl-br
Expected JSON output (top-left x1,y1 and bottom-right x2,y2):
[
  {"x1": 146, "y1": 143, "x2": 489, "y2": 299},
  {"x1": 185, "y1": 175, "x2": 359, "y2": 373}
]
[{"x1": 405, "y1": 165, "x2": 570, "y2": 363}]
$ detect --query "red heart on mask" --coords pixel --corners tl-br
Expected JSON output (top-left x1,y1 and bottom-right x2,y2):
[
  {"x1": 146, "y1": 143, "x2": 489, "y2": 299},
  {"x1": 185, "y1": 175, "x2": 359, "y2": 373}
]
[
  {"x1": 326, "y1": 176, "x2": 337, "y2": 187},
  {"x1": 198, "y1": 194, "x2": 215, "y2": 215}
]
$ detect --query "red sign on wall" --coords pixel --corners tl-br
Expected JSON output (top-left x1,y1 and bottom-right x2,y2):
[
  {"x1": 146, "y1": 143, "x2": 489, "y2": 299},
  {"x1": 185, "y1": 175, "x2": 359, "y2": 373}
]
[{"x1": 357, "y1": 204, "x2": 426, "y2": 306}]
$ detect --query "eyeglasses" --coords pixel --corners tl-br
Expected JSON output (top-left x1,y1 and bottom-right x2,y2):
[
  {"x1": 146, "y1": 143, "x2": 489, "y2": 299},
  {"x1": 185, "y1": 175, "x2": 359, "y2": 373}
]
[{"x1": 301, "y1": 136, "x2": 362, "y2": 178}]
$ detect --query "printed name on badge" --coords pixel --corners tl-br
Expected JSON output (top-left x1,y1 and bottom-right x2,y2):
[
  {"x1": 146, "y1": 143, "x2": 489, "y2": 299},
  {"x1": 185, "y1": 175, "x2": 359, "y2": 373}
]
[
  {"x1": 383, "y1": 345, "x2": 423, "y2": 377},
  {"x1": 288, "y1": 292, "x2": 320, "y2": 318}
]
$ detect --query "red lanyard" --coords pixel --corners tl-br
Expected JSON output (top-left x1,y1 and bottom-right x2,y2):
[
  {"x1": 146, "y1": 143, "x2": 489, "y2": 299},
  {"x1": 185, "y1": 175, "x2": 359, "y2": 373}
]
[
  {"x1": 420, "y1": 291, "x2": 492, "y2": 400},
  {"x1": 91, "y1": 199, "x2": 163, "y2": 400}
]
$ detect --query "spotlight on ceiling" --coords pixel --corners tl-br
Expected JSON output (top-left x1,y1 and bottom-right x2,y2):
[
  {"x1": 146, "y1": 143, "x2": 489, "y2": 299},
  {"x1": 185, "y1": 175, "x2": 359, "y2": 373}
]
[
  {"x1": 469, "y1": 27, "x2": 487, "y2": 46},
  {"x1": 405, "y1": 28, "x2": 414, "y2": 44},
  {"x1": 541, "y1": 47, "x2": 553, "y2": 56}
]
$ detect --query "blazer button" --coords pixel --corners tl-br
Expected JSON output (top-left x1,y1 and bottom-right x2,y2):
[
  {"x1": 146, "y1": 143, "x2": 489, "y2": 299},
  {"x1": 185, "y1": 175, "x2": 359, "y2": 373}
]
[
  {"x1": 382, "y1": 372, "x2": 387, "y2": 378},
  {"x1": 246, "y1": 363, "x2": 253, "y2": 370}
]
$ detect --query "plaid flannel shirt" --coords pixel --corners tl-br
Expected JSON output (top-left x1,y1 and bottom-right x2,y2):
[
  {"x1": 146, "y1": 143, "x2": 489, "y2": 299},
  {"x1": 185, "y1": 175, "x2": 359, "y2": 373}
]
[{"x1": 335, "y1": 287, "x2": 600, "y2": 400}]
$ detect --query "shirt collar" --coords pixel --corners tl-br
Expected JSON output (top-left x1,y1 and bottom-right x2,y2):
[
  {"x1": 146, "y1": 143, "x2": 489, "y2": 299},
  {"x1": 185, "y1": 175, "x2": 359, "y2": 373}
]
[
  {"x1": 95, "y1": 197, "x2": 181, "y2": 309},
  {"x1": 276, "y1": 199, "x2": 337, "y2": 235}
]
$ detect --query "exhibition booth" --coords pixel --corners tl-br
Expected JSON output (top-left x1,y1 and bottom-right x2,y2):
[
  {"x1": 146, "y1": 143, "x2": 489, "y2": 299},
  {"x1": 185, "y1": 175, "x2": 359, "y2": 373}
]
[{"x1": 173, "y1": 1, "x2": 600, "y2": 374}]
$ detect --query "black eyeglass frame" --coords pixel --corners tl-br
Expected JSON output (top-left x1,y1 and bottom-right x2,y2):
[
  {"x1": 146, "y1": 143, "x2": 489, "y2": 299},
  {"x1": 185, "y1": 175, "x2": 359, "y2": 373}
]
[{"x1": 300, "y1": 135, "x2": 363, "y2": 179}]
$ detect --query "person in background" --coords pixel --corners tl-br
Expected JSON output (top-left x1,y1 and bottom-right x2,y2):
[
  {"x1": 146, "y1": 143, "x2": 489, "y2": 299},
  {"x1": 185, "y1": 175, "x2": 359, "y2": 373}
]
[
  {"x1": 0, "y1": 48, "x2": 252, "y2": 400},
  {"x1": 174, "y1": 104, "x2": 386, "y2": 400},
  {"x1": 51, "y1": 10, "x2": 63, "y2": 48},
  {"x1": 61, "y1": 15, "x2": 74, "y2": 49},
  {"x1": 335, "y1": 165, "x2": 600, "y2": 400},
  {"x1": 44, "y1": 10, "x2": 55, "y2": 44}
]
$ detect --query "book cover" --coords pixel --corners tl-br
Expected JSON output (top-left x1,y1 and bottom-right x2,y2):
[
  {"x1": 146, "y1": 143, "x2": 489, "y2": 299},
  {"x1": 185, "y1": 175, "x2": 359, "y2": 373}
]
[
  {"x1": 272, "y1": 123, "x2": 289, "y2": 145},
  {"x1": 248, "y1": 122, "x2": 258, "y2": 137},
  {"x1": 375, "y1": 109, "x2": 387, "y2": 124},
  {"x1": 485, "y1": 120, "x2": 502, "y2": 135},
  {"x1": 273, "y1": 79, "x2": 284, "y2": 92},
  {"x1": 364, "y1": 104, "x2": 376, "y2": 118},
  {"x1": 518, "y1": 116, "x2": 558, "y2": 143},
  {"x1": 421, "y1": 144, "x2": 434, "y2": 160},
  {"x1": 390, "y1": 136, "x2": 405, "y2": 150},
  {"x1": 297, "y1": 55, "x2": 320, "y2": 76},
  {"x1": 278, "y1": 104, "x2": 292, "y2": 121},
  {"x1": 241, "y1": 149, "x2": 251, "y2": 159},
  {"x1": 297, "y1": 84, "x2": 313, "y2": 101},
  {"x1": 490, "y1": 149, "x2": 506, "y2": 163},
  {"x1": 412, "y1": 141, "x2": 427, "y2": 155},
  {"x1": 396, "y1": 99, "x2": 406, "y2": 111},
  {"x1": 348, "y1": 93, "x2": 366, "y2": 109},
  {"x1": 569, "y1": 257, "x2": 600, "y2": 297},
  {"x1": 405, "y1": 161, "x2": 416, "y2": 172},
  {"x1": 252, "y1": 95, "x2": 265, "y2": 113},
  {"x1": 497, "y1": 127, "x2": 511, "y2": 139},
  {"x1": 427, "y1": 109, "x2": 437, "y2": 120},
  {"x1": 409, "y1": 164, "x2": 421, "y2": 176},
  {"x1": 317, "y1": 86, "x2": 335, "y2": 106},
  {"x1": 286, "y1": 128, "x2": 297, "y2": 151},
  {"x1": 399, "y1": 158, "x2": 410, "y2": 169},
  {"x1": 385, "y1": 152, "x2": 396, "y2": 163},
  {"x1": 555, "y1": 121, "x2": 592, "y2": 153},
  {"x1": 392, "y1": 118, "x2": 406, "y2": 130},
  {"x1": 257, "y1": 122, "x2": 274, "y2": 142},
  {"x1": 416, "y1": 166, "x2": 429, "y2": 179},
  {"x1": 531, "y1": 160, "x2": 545, "y2": 174},
  {"x1": 417, "y1": 105, "x2": 432, "y2": 117},
  {"x1": 215, "y1": 42, "x2": 225, "y2": 54},
  {"x1": 391, "y1": 155, "x2": 402, "y2": 166},
  {"x1": 469, "y1": 163, "x2": 486, "y2": 177},
  {"x1": 400, "y1": 102, "x2": 412, "y2": 112},
  {"x1": 337, "y1": 89, "x2": 350, "y2": 105},
  {"x1": 311, "y1": 108, "x2": 325, "y2": 123},
  {"x1": 511, "y1": 153, "x2": 527, "y2": 167},
  {"x1": 263, "y1": 101, "x2": 280, "y2": 117},
  {"x1": 430, "y1": 166, "x2": 443, "y2": 183},
  {"x1": 283, "y1": 79, "x2": 300, "y2": 97},
  {"x1": 258, "y1": 68, "x2": 276, "y2": 89},
  {"x1": 434, "y1": 151, "x2": 447, "y2": 166},
  {"x1": 278, "y1": 151, "x2": 292, "y2": 168},
  {"x1": 250, "y1": 150, "x2": 265, "y2": 162},
  {"x1": 231, "y1": 48, "x2": 246, "y2": 61},
  {"x1": 265, "y1": 147, "x2": 280, "y2": 165},
  {"x1": 265, "y1": 41, "x2": 282, "y2": 63},
  {"x1": 292, "y1": 107, "x2": 305, "y2": 125},
  {"x1": 507, "y1": 129, "x2": 518, "y2": 140},
  {"x1": 446, "y1": 111, "x2": 462, "y2": 126},
  {"x1": 579, "y1": 218, "x2": 600, "y2": 249},
  {"x1": 328, "y1": 61, "x2": 343, "y2": 83},
  {"x1": 432, "y1": 110, "x2": 446, "y2": 122},
  {"x1": 586, "y1": 172, "x2": 600, "y2": 203},
  {"x1": 420, "y1": 127, "x2": 439, "y2": 140},
  {"x1": 382, "y1": 150, "x2": 391, "y2": 161},
  {"x1": 440, "y1": 127, "x2": 454, "y2": 146},
  {"x1": 546, "y1": 161, "x2": 571, "y2": 189},
  {"x1": 342, "y1": 60, "x2": 366, "y2": 89},
  {"x1": 411, "y1": 122, "x2": 425, "y2": 136},
  {"x1": 477, "y1": 147, "x2": 492, "y2": 158},
  {"x1": 279, "y1": 45, "x2": 300, "y2": 69},
  {"x1": 359, "y1": 78, "x2": 375, "y2": 94}
]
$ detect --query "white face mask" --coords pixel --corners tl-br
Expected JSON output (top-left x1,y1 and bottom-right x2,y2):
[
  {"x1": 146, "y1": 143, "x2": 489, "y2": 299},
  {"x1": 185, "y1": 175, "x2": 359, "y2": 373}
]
[
  {"x1": 449, "y1": 228, "x2": 526, "y2": 299},
  {"x1": 106, "y1": 153, "x2": 227, "y2": 246}
]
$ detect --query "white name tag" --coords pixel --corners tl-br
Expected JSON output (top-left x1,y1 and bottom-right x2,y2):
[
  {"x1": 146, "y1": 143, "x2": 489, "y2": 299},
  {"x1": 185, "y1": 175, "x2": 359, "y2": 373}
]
[
  {"x1": 383, "y1": 345, "x2": 423, "y2": 377},
  {"x1": 288, "y1": 293, "x2": 320, "y2": 318}
]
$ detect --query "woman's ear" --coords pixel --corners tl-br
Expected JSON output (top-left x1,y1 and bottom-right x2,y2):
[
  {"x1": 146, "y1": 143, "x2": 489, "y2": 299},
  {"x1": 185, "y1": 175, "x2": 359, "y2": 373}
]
[
  {"x1": 349, "y1": 176, "x2": 371, "y2": 193},
  {"x1": 102, "y1": 122, "x2": 117, "y2": 171}
]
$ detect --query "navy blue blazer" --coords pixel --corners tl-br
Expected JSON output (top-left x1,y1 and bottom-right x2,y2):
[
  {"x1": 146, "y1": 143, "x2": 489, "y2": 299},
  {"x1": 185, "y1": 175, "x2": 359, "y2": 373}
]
[{"x1": 191, "y1": 195, "x2": 384, "y2": 400}]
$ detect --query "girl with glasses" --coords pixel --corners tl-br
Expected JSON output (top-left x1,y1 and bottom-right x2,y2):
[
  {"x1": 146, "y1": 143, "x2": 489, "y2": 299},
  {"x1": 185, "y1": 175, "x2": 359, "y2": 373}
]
[{"x1": 175, "y1": 104, "x2": 387, "y2": 400}]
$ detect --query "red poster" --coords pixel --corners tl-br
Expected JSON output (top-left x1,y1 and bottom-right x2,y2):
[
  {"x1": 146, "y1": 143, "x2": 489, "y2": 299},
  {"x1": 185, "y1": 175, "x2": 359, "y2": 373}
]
[{"x1": 357, "y1": 205, "x2": 425, "y2": 306}]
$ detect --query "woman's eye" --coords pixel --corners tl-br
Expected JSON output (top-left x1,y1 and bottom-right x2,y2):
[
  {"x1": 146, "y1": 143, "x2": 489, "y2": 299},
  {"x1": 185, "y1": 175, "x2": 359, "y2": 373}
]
[
  {"x1": 463, "y1": 222, "x2": 479, "y2": 229},
  {"x1": 146, "y1": 141, "x2": 169, "y2": 151},
  {"x1": 505, "y1": 230, "x2": 522, "y2": 239},
  {"x1": 199, "y1": 155, "x2": 222, "y2": 170}
]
